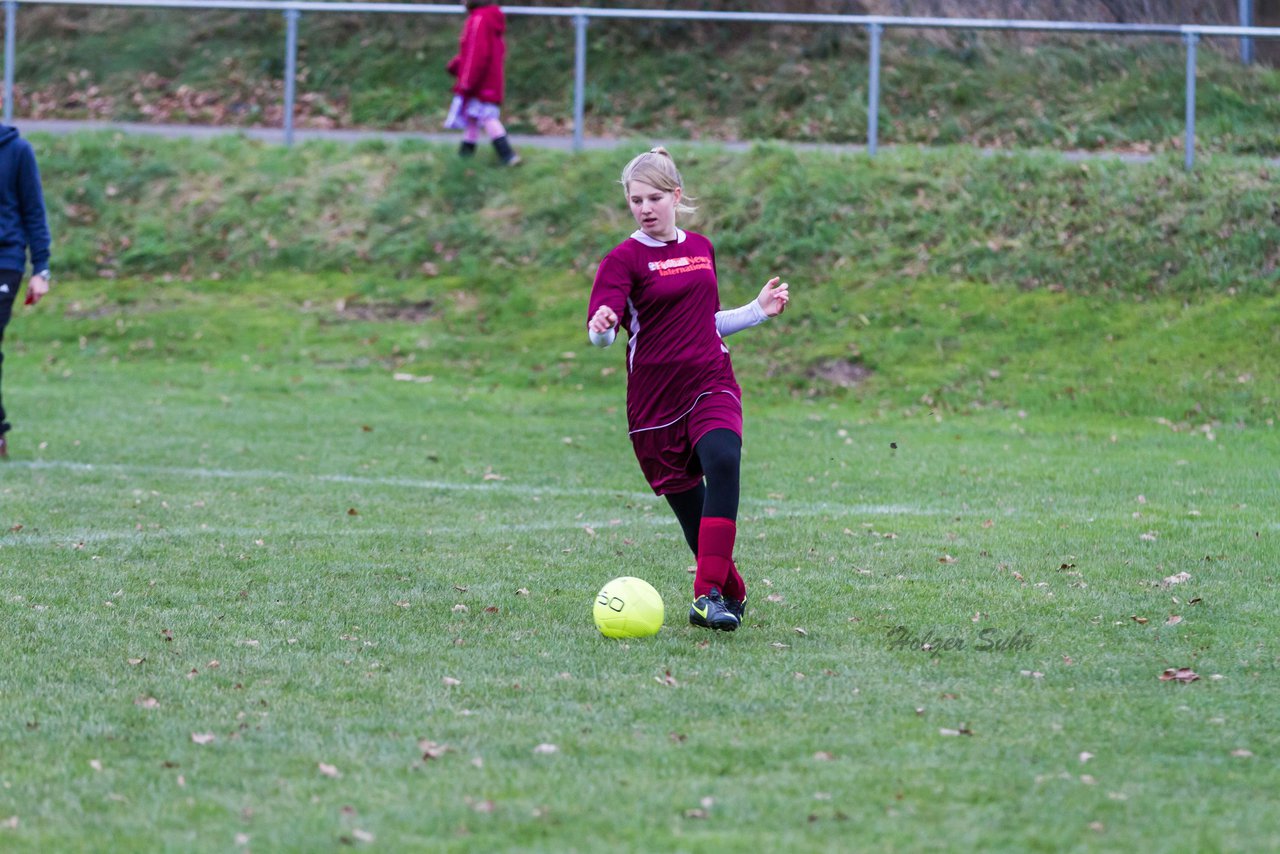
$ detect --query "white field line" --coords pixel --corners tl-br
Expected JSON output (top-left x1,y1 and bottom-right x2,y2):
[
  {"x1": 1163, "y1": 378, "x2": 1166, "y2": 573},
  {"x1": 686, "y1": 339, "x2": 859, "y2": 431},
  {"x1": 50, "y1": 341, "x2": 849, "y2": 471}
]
[
  {"x1": 11, "y1": 459, "x2": 931, "y2": 517},
  {"x1": 0, "y1": 505, "x2": 905, "y2": 548}
]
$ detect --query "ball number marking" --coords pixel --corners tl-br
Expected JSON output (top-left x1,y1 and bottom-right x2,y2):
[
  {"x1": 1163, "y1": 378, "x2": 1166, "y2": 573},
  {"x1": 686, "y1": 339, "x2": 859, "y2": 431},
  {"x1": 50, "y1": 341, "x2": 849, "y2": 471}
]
[{"x1": 597, "y1": 593, "x2": 625, "y2": 613}]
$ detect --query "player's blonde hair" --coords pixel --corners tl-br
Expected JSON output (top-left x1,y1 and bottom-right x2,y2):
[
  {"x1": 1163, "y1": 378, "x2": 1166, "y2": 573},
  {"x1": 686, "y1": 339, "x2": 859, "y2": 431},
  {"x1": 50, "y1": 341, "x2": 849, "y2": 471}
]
[{"x1": 620, "y1": 147, "x2": 697, "y2": 216}]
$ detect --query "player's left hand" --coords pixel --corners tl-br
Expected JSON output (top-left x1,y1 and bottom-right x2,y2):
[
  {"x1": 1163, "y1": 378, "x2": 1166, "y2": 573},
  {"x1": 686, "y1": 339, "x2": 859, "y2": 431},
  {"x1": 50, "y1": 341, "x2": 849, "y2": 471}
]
[
  {"x1": 757, "y1": 277, "x2": 789, "y2": 317},
  {"x1": 25, "y1": 273, "x2": 49, "y2": 307}
]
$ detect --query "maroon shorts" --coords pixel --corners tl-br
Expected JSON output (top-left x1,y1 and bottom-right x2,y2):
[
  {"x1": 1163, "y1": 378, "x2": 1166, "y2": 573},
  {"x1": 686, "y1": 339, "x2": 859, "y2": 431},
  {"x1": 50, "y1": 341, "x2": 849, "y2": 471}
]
[{"x1": 629, "y1": 392, "x2": 743, "y2": 495}]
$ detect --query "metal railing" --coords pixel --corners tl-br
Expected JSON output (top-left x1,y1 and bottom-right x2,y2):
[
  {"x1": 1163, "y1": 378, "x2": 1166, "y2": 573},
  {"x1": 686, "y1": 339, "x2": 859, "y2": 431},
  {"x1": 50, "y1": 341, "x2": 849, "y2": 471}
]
[{"x1": 4, "y1": 1, "x2": 1279, "y2": 168}]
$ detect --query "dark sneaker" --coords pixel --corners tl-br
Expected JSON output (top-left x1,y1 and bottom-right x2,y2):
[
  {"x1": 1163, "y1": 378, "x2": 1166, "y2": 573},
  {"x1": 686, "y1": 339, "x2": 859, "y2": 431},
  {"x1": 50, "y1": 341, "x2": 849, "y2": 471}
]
[
  {"x1": 689, "y1": 589, "x2": 739, "y2": 632},
  {"x1": 724, "y1": 596, "x2": 746, "y2": 624}
]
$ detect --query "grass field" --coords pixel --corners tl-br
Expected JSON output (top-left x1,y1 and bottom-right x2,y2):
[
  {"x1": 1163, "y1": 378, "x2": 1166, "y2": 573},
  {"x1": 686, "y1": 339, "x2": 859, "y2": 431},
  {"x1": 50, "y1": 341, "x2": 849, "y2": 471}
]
[{"x1": 2, "y1": 260, "x2": 1277, "y2": 851}]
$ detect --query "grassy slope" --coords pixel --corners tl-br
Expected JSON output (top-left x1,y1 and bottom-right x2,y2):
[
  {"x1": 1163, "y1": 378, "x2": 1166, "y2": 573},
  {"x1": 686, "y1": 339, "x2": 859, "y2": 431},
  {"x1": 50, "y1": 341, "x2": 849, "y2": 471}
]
[
  {"x1": 30, "y1": 133, "x2": 1280, "y2": 431},
  {"x1": 39, "y1": 134, "x2": 1280, "y2": 295}
]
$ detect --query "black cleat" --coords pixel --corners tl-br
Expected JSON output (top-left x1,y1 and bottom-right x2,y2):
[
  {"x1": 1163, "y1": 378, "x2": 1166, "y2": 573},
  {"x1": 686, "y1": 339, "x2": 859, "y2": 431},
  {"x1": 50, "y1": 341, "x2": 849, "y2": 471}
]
[
  {"x1": 723, "y1": 596, "x2": 746, "y2": 624},
  {"x1": 689, "y1": 589, "x2": 739, "y2": 632}
]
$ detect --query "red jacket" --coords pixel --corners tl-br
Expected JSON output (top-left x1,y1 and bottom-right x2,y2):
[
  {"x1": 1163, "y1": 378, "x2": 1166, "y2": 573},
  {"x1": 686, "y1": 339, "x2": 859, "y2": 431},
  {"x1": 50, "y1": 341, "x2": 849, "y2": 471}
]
[{"x1": 446, "y1": 5, "x2": 507, "y2": 105}]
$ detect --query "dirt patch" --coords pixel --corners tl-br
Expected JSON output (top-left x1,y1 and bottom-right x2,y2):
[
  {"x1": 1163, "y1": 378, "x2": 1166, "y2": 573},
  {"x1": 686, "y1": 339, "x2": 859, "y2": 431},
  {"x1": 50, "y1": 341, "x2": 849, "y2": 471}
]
[
  {"x1": 331, "y1": 299, "x2": 436, "y2": 323},
  {"x1": 808, "y1": 358, "x2": 873, "y2": 388},
  {"x1": 61, "y1": 299, "x2": 169, "y2": 319}
]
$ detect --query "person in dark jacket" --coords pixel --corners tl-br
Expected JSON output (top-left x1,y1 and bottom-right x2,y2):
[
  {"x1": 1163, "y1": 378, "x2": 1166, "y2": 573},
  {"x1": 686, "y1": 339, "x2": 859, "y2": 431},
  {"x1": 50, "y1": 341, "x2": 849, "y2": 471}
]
[
  {"x1": 0, "y1": 124, "x2": 52, "y2": 459},
  {"x1": 444, "y1": 0, "x2": 521, "y2": 166}
]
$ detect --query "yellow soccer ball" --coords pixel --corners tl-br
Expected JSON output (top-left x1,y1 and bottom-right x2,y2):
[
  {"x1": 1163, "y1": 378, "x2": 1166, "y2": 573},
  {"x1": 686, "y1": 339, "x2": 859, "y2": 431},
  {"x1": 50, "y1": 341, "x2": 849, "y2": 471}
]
[{"x1": 593, "y1": 576, "x2": 664, "y2": 638}]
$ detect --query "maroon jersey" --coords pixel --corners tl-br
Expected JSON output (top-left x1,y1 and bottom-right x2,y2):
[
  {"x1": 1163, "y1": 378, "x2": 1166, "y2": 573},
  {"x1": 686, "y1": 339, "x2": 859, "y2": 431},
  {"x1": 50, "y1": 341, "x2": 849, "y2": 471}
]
[{"x1": 588, "y1": 229, "x2": 741, "y2": 433}]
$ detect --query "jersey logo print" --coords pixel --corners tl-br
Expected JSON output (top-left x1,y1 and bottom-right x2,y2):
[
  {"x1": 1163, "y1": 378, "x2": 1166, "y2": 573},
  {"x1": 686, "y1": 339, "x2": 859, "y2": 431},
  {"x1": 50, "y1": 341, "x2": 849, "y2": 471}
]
[{"x1": 647, "y1": 255, "x2": 712, "y2": 277}]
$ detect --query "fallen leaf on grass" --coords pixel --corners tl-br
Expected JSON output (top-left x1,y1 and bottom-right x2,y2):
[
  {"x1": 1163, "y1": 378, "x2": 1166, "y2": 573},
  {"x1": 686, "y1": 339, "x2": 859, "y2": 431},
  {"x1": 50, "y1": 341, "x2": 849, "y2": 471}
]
[
  {"x1": 2, "y1": 816, "x2": 17, "y2": 829},
  {"x1": 939, "y1": 726, "x2": 974, "y2": 737},
  {"x1": 813, "y1": 751, "x2": 835, "y2": 761},
  {"x1": 126, "y1": 657, "x2": 145, "y2": 666},
  {"x1": 1231, "y1": 749, "x2": 1253, "y2": 758},
  {"x1": 1165, "y1": 615, "x2": 1183, "y2": 626},
  {"x1": 1131, "y1": 615, "x2": 1148, "y2": 624},
  {"x1": 318, "y1": 762, "x2": 341, "y2": 779},
  {"x1": 134, "y1": 696, "x2": 160, "y2": 709},
  {"x1": 418, "y1": 740, "x2": 448, "y2": 760},
  {"x1": 655, "y1": 671, "x2": 679, "y2": 687},
  {"x1": 442, "y1": 676, "x2": 461, "y2": 687},
  {"x1": 1162, "y1": 572, "x2": 1192, "y2": 586},
  {"x1": 191, "y1": 732, "x2": 216, "y2": 745},
  {"x1": 1079, "y1": 752, "x2": 1094, "y2": 763},
  {"x1": 532, "y1": 743, "x2": 559, "y2": 755},
  {"x1": 1159, "y1": 667, "x2": 1199, "y2": 683}
]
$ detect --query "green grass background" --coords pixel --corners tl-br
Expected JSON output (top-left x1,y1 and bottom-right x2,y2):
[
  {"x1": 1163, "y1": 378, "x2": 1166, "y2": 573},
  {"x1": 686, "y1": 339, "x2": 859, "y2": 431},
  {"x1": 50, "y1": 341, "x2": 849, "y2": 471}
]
[{"x1": 1, "y1": 134, "x2": 1278, "y2": 850}]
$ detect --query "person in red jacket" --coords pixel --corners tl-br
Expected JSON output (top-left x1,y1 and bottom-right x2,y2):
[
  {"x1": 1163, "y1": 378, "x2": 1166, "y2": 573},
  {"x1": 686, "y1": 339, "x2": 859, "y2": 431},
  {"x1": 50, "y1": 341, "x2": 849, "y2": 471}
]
[{"x1": 444, "y1": 0, "x2": 520, "y2": 166}]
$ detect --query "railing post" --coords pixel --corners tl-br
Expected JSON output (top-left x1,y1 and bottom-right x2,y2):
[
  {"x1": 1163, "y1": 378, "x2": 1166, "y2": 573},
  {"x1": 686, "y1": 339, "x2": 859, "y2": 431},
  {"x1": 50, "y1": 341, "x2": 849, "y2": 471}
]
[
  {"x1": 3, "y1": 0, "x2": 15, "y2": 125},
  {"x1": 1183, "y1": 31, "x2": 1198, "y2": 171},
  {"x1": 573, "y1": 13, "x2": 587, "y2": 153},
  {"x1": 283, "y1": 7, "x2": 300, "y2": 146},
  {"x1": 1239, "y1": 0, "x2": 1253, "y2": 65},
  {"x1": 867, "y1": 21, "x2": 882, "y2": 156}
]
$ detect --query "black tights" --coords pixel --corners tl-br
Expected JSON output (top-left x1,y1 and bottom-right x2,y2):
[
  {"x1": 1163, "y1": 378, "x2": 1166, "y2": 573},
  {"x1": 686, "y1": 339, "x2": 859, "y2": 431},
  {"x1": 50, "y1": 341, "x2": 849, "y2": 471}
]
[
  {"x1": 663, "y1": 428, "x2": 741, "y2": 555},
  {"x1": 0, "y1": 269, "x2": 18, "y2": 435}
]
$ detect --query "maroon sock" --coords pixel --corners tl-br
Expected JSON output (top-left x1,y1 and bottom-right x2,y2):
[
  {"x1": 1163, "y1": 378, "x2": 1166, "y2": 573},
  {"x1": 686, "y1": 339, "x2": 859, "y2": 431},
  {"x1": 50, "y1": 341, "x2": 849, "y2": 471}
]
[
  {"x1": 722, "y1": 560, "x2": 746, "y2": 603},
  {"x1": 693, "y1": 517, "x2": 736, "y2": 599}
]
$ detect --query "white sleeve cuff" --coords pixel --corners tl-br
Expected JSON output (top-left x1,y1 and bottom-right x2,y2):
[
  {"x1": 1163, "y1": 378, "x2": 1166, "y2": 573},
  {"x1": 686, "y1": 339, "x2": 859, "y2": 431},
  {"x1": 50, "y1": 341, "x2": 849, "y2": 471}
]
[
  {"x1": 589, "y1": 326, "x2": 617, "y2": 348},
  {"x1": 715, "y1": 299, "x2": 769, "y2": 337}
]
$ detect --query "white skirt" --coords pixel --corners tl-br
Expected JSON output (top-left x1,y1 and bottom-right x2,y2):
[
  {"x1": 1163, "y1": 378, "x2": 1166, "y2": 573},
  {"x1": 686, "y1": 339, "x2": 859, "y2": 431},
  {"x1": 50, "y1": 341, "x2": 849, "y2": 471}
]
[{"x1": 444, "y1": 95, "x2": 501, "y2": 129}]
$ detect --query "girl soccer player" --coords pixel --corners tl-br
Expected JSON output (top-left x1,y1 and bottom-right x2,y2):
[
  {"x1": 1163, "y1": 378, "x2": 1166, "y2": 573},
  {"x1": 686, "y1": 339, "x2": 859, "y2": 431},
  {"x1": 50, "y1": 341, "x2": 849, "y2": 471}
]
[{"x1": 586, "y1": 147, "x2": 790, "y2": 631}]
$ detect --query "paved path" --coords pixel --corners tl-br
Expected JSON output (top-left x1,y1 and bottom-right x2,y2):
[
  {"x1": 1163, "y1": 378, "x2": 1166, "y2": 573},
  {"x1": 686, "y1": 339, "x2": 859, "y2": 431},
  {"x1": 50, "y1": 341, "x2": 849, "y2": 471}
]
[{"x1": 13, "y1": 117, "x2": 1167, "y2": 162}]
